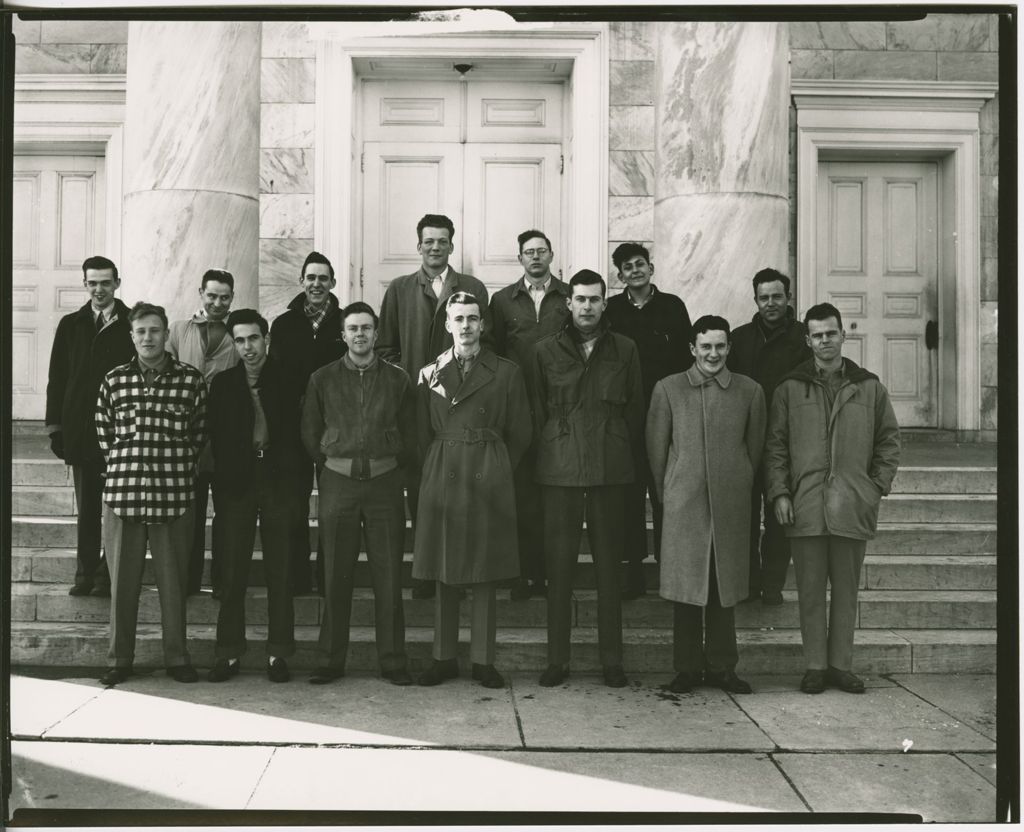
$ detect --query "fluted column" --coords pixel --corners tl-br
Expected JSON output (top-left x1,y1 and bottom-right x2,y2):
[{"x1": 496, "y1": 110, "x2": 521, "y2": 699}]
[
  {"x1": 654, "y1": 22, "x2": 789, "y2": 324},
  {"x1": 122, "y1": 22, "x2": 260, "y2": 320}
]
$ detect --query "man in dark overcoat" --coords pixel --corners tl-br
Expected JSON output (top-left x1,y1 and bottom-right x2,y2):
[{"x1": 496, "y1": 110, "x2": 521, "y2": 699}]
[
  {"x1": 726, "y1": 267, "x2": 811, "y2": 606},
  {"x1": 413, "y1": 292, "x2": 532, "y2": 689},
  {"x1": 45, "y1": 255, "x2": 135, "y2": 597}
]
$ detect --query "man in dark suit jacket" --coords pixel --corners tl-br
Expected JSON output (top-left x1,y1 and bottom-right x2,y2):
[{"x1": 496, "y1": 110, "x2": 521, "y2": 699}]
[
  {"x1": 206, "y1": 309, "x2": 304, "y2": 683},
  {"x1": 45, "y1": 255, "x2": 135, "y2": 597},
  {"x1": 376, "y1": 214, "x2": 491, "y2": 599}
]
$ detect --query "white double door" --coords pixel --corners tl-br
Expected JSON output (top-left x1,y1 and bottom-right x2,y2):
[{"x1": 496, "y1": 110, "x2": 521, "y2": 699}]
[{"x1": 360, "y1": 80, "x2": 564, "y2": 310}]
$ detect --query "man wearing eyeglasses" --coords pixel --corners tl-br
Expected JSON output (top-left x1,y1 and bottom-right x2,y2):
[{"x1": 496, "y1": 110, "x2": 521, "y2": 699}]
[{"x1": 489, "y1": 229, "x2": 570, "y2": 601}]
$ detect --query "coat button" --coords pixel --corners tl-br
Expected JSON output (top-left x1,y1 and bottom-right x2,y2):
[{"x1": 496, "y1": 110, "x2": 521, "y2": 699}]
[
  {"x1": 448, "y1": 440, "x2": 455, "y2": 447},
  {"x1": 448, "y1": 471, "x2": 455, "y2": 479},
  {"x1": 475, "y1": 473, "x2": 482, "y2": 479},
  {"x1": 478, "y1": 407, "x2": 485, "y2": 414}
]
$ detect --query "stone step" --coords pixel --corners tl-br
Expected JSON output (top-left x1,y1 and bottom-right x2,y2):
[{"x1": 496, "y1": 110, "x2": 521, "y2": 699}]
[
  {"x1": 13, "y1": 548, "x2": 997, "y2": 592},
  {"x1": 9, "y1": 621, "x2": 996, "y2": 674},
  {"x1": 891, "y1": 466, "x2": 996, "y2": 494},
  {"x1": 12, "y1": 583, "x2": 996, "y2": 631},
  {"x1": 9, "y1": 516, "x2": 999, "y2": 555}
]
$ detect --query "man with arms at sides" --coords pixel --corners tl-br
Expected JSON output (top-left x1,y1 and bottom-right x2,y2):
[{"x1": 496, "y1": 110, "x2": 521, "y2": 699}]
[
  {"x1": 646, "y1": 315, "x2": 766, "y2": 694},
  {"x1": 726, "y1": 267, "x2": 811, "y2": 606},
  {"x1": 46, "y1": 255, "x2": 135, "y2": 597},
  {"x1": 167, "y1": 269, "x2": 238, "y2": 598},
  {"x1": 206, "y1": 309, "x2": 301, "y2": 684},
  {"x1": 269, "y1": 252, "x2": 345, "y2": 597},
  {"x1": 377, "y1": 214, "x2": 492, "y2": 600},
  {"x1": 605, "y1": 242, "x2": 693, "y2": 599},
  {"x1": 412, "y1": 292, "x2": 532, "y2": 689},
  {"x1": 301, "y1": 302, "x2": 415, "y2": 687},
  {"x1": 765, "y1": 302, "x2": 900, "y2": 694},
  {"x1": 489, "y1": 228, "x2": 570, "y2": 601},
  {"x1": 95, "y1": 302, "x2": 208, "y2": 686},
  {"x1": 531, "y1": 269, "x2": 644, "y2": 689}
]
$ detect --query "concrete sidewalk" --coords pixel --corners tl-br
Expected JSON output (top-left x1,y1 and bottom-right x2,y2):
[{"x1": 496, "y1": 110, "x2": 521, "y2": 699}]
[{"x1": 6, "y1": 668, "x2": 997, "y2": 822}]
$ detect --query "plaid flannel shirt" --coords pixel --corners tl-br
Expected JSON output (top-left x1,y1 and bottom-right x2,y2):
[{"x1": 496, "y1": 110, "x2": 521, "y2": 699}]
[{"x1": 95, "y1": 355, "x2": 208, "y2": 523}]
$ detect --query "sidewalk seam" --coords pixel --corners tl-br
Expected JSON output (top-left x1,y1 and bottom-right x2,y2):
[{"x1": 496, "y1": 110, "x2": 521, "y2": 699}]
[
  {"x1": 243, "y1": 746, "x2": 277, "y2": 809},
  {"x1": 887, "y1": 675, "x2": 996, "y2": 745},
  {"x1": 508, "y1": 679, "x2": 528, "y2": 748},
  {"x1": 767, "y1": 753, "x2": 814, "y2": 812}
]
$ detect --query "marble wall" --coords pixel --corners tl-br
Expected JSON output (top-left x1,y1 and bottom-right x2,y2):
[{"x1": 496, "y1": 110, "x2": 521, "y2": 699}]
[{"x1": 12, "y1": 17, "x2": 127, "y2": 73}]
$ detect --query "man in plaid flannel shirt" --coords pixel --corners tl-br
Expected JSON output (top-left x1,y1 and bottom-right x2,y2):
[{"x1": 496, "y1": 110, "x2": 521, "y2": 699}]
[{"x1": 95, "y1": 302, "x2": 208, "y2": 686}]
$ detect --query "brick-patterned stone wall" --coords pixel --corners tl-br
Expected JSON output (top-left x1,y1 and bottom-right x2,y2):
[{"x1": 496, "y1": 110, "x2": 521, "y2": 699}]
[
  {"x1": 13, "y1": 18, "x2": 127, "y2": 73},
  {"x1": 258, "y1": 22, "x2": 316, "y2": 321}
]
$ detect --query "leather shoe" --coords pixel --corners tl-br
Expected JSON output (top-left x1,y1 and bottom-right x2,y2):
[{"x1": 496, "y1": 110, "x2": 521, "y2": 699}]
[
  {"x1": 167, "y1": 664, "x2": 199, "y2": 683},
  {"x1": 705, "y1": 670, "x2": 752, "y2": 694},
  {"x1": 383, "y1": 668, "x2": 414, "y2": 686},
  {"x1": 418, "y1": 658, "x2": 459, "y2": 686},
  {"x1": 539, "y1": 665, "x2": 569, "y2": 687},
  {"x1": 529, "y1": 580, "x2": 547, "y2": 598},
  {"x1": 309, "y1": 666, "x2": 345, "y2": 685},
  {"x1": 411, "y1": 579, "x2": 436, "y2": 600},
  {"x1": 69, "y1": 581, "x2": 94, "y2": 597},
  {"x1": 509, "y1": 578, "x2": 532, "y2": 601},
  {"x1": 826, "y1": 666, "x2": 865, "y2": 694},
  {"x1": 99, "y1": 666, "x2": 132, "y2": 686},
  {"x1": 267, "y1": 658, "x2": 290, "y2": 683},
  {"x1": 472, "y1": 663, "x2": 506, "y2": 689},
  {"x1": 91, "y1": 583, "x2": 111, "y2": 598},
  {"x1": 207, "y1": 659, "x2": 240, "y2": 683},
  {"x1": 800, "y1": 669, "x2": 827, "y2": 694},
  {"x1": 603, "y1": 665, "x2": 629, "y2": 688},
  {"x1": 761, "y1": 589, "x2": 784, "y2": 606},
  {"x1": 667, "y1": 671, "x2": 701, "y2": 694}
]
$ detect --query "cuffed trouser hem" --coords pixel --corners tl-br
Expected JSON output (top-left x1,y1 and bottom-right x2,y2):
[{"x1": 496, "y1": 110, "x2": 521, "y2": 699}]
[{"x1": 433, "y1": 581, "x2": 496, "y2": 666}]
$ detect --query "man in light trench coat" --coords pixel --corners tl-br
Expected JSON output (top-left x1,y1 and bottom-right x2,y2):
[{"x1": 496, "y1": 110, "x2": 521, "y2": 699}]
[
  {"x1": 646, "y1": 315, "x2": 766, "y2": 694},
  {"x1": 412, "y1": 292, "x2": 533, "y2": 689}
]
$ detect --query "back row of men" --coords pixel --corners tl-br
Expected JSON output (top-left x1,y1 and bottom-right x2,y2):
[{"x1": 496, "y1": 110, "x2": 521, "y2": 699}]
[{"x1": 47, "y1": 214, "x2": 899, "y2": 694}]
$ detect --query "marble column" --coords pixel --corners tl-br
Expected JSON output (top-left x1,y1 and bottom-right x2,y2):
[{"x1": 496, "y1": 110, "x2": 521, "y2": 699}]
[
  {"x1": 122, "y1": 22, "x2": 260, "y2": 321},
  {"x1": 654, "y1": 22, "x2": 789, "y2": 324}
]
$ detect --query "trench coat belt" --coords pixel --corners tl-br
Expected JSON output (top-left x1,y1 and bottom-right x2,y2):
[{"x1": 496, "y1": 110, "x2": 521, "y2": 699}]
[{"x1": 434, "y1": 427, "x2": 503, "y2": 444}]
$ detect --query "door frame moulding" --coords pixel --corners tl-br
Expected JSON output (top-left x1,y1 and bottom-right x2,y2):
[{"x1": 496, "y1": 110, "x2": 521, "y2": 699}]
[
  {"x1": 312, "y1": 25, "x2": 609, "y2": 305},
  {"x1": 13, "y1": 74, "x2": 126, "y2": 268},
  {"x1": 793, "y1": 79, "x2": 997, "y2": 433}
]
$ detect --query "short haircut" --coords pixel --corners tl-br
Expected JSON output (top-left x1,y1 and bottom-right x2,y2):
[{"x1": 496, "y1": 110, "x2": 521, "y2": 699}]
[
  {"x1": 690, "y1": 314, "x2": 731, "y2": 344},
  {"x1": 226, "y1": 308, "x2": 268, "y2": 337},
  {"x1": 342, "y1": 301, "x2": 379, "y2": 329},
  {"x1": 569, "y1": 268, "x2": 606, "y2": 298},
  {"x1": 128, "y1": 301, "x2": 168, "y2": 329},
  {"x1": 804, "y1": 302, "x2": 844, "y2": 332},
  {"x1": 301, "y1": 251, "x2": 335, "y2": 281},
  {"x1": 611, "y1": 242, "x2": 651, "y2": 271},
  {"x1": 417, "y1": 214, "x2": 455, "y2": 243},
  {"x1": 517, "y1": 228, "x2": 552, "y2": 253},
  {"x1": 752, "y1": 267, "x2": 791, "y2": 295},
  {"x1": 201, "y1": 268, "x2": 235, "y2": 291},
  {"x1": 82, "y1": 255, "x2": 118, "y2": 281},
  {"x1": 445, "y1": 291, "x2": 481, "y2": 315}
]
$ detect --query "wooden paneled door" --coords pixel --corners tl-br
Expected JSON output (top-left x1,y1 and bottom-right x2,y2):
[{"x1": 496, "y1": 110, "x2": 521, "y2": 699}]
[
  {"x1": 13, "y1": 154, "x2": 106, "y2": 420},
  {"x1": 817, "y1": 161, "x2": 939, "y2": 428},
  {"x1": 360, "y1": 79, "x2": 564, "y2": 310}
]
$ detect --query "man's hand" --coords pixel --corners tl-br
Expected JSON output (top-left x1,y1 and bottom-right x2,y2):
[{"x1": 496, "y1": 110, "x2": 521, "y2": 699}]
[
  {"x1": 49, "y1": 431, "x2": 65, "y2": 460},
  {"x1": 773, "y1": 495, "x2": 794, "y2": 526}
]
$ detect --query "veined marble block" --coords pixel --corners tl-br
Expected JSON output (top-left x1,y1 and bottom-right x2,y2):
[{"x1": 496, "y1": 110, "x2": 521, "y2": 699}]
[
  {"x1": 260, "y1": 238, "x2": 314, "y2": 286},
  {"x1": 12, "y1": 18, "x2": 41, "y2": 44},
  {"x1": 938, "y1": 52, "x2": 998, "y2": 82},
  {"x1": 609, "y1": 196, "x2": 654, "y2": 242},
  {"x1": 260, "y1": 149, "x2": 313, "y2": 194},
  {"x1": 262, "y1": 21, "x2": 315, "y2": 58},
  {"x1": 789, "y1": 21, "x2": 885, "y2": 50},
  {"x1": 610, "y1": 61, "x2": 655, "y2": 106},
  {"x1": 259, "y1": 193, "x2": 314, "y2": 239},
  {"x1": 834, "y1": 50, "x2": 936, "y2": 81},
  {"x1": 609, "y1": 106, "x2": 655, "y2": 151},
  {"x1": 260, "y1": 103, "x2": 315, "y2": 150},
  {"x1": 260, "y1": 284, "x2": 303, "y2": 321},
  {"x1": 261, "y1": 58, "x2": 315, "y2": 104},
  {"x1": 610, "y1": 21, "x2": 656, "y2": 61},
  {"x1": 610, "y1": 151, "x2": 655, "y2": 196},
  {"x1": 40, "y1": 20, "x2": 129, "y2": 44}
]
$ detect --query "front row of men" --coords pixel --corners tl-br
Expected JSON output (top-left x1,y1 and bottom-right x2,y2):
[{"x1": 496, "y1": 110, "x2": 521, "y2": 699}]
[{"x1": 92, "y1": 266, "x2": 899, "y2": 697}]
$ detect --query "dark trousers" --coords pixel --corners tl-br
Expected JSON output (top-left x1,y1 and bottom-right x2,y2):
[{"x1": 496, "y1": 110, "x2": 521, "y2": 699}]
[
  {"x1": 673, "y1": 554, "x2": 738, "y2": 674},
  {"x1": 543, "y1": 484, "x2": 625, "y2": 668},
  {"x1": 187, "y1": 472, "x2": 221, "y2": 593},
  {"x1": 514, "y1": 449, "x2": 545, "y2": 583},
  {"x1": 71, "y1": 462, "x2": 109, "y2": 586},
  {"x1": 104, "y1": 504, "x2": 192, "y2": 668},
  {"x1": 289, "y1": 462, "x2": 323, "y2": 594},
  {"x1": 214, "y1": 463, "x2": 297, "y2": 659},
  {"x1": 405, "y1": 468, "x2": 431, "y2": 592},
  {"x1": 433, "y1": 581, "x2": 496, "y2": 664},
  {"x1": 317, "y1": 467, "x2": 407, "y2": 672},
  {"x1": 623, "y1": 457, "x2": 662, "y2": 565},
  {"x1": 748, "y1": 477, "x2": 791, "y2": 596}
]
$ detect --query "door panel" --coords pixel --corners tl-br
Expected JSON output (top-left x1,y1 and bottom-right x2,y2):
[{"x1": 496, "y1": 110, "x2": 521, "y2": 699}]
[
  {"x1": 465, "y1": 82, "x2": 564, "y2": 144},
  {"x1": 361, "y1": 80, "x2": 461, "y2": 143},
  {"x1": 818, "y1": 161, "x2": 938, "y2": 428},
  {"x1": 13, "y1": 155, "x2": 106, "y2": 420}
]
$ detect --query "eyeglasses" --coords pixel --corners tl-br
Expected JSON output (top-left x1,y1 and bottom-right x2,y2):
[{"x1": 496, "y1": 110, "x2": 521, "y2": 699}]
[{"x1": 522, "y1": 248, "x2": 550, "y2": 257}]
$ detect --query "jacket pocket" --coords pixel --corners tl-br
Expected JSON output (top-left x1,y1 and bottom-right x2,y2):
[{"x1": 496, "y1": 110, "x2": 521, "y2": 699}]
[
  {"x1": 113, "y1": 405, "x2": 137, "y2": 442},
  {"x1": 161, "y1": 404, "x2": 189, "y2": 438},
  {"x1": 597, "y1": 360, "x2": 627, "y2": 404},
  {"x1": 384, "y1": 428, "x2": 402, "y2": 453},
  {"x1": 320, "y1": 426, "x2": 339, "y2": 452},
  {"x1": 546, "y1": 360, "x2": 581, "y2": 405},
  {"x1": 541, "y1": 419, "x2": 569, "y2": 442}
]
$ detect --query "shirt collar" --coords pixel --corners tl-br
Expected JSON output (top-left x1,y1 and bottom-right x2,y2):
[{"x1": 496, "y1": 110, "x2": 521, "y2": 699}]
[
  {"x1": 815, "y1": 361, "x2": 845, "y2": 378},
  {"x1": 626, "y1": 284, "x2": 658, "y2": 308},
  {"x1": 343, "y1": 352, "x2": 377, "y2": 372}
]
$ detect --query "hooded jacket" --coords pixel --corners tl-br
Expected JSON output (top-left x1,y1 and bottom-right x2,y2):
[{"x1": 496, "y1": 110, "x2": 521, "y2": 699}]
[{"x1": 764, "y1": 358, "x2": 901, "y2": 540}]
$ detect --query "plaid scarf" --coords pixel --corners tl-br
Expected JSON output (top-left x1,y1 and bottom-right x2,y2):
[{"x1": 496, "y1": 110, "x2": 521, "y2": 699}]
[{"x1": 303, "y1": 299, "x2": 331, "y2": 335}]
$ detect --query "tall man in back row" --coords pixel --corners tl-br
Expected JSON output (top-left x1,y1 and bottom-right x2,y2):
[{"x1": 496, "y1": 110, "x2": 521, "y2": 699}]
[
  {"x1": 726, "y1": 268, "x2": 811, "y2": 606},
  {"x1": 377, "y1": 213, "x2": 492, "y2": 600}
]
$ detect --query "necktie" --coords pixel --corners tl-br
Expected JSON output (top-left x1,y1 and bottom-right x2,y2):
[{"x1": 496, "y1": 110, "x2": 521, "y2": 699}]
[{"x1": 95, "y1": 312, "x2": 104, "y2": 333}]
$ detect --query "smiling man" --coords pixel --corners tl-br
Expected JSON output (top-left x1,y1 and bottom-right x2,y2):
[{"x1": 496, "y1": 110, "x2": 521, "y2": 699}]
[
  {"x1": 95, "y1": 302, "x2": 208, "y2": 687},
  {"x1": 167, "y1": 269, "x2": 239, "y2": 598},
  {"x1": 646, "y1": 315, "x2": 766, "y2": 695},
  {"x1": 726, "y1": 268, "x2": 812, "y2": 607},
  {"x1": 46, "y1": 256, "x2": 136, "y2": 597},
  {"x1": 765, "y1": 302, "x2": 900, "y2": 695}
]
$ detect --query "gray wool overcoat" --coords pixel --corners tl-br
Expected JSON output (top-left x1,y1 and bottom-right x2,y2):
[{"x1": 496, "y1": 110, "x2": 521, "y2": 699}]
[{"x1": 646, "y1": 366, "x2": 767, "y2": 607}]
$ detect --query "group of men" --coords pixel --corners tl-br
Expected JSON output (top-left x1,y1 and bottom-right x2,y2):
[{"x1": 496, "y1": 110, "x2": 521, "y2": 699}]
[{"x1": 46, "y1": 213, "x2": 900, "y2": 695}]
